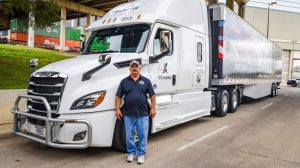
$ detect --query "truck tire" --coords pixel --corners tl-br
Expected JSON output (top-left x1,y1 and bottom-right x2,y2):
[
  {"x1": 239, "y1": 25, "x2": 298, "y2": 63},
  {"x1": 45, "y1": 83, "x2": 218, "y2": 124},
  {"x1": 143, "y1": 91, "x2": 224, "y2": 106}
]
[
  {"x1": 228, "y1": 88, "x2": 238, "y2": 113},
  {"x1": 292, "y1": 83, "x2": 297, "y2": 87},
  {"x1": 275, "y1": 84, "x2": 278, "y2": 96},
  {"x1": 112, "y1": 118, "x2": 127, "y2": 153},
  {"x1": 271, "y1": 84, "x2": 277, "y2": 97},
  {"x1": 214, "y1": 89, "x2": 229, "y2": 117}
]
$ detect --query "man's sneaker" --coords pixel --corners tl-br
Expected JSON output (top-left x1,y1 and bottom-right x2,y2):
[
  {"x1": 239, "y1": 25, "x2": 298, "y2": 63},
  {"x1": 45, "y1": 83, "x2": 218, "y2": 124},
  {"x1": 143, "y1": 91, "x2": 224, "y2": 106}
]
[
  {"x1": 127, "y1": 154, "x2": 135, "y2": 162},
  {"x1": 137, "y1": 156, "x2": 144, "y2": 164}
]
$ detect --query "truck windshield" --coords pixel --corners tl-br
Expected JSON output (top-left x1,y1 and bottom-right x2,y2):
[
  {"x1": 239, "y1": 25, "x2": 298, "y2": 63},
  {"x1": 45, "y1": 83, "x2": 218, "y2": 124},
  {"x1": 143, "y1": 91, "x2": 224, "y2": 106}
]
[{"x1": 83, "y1": 24, "x2": 150, "y2": 54}]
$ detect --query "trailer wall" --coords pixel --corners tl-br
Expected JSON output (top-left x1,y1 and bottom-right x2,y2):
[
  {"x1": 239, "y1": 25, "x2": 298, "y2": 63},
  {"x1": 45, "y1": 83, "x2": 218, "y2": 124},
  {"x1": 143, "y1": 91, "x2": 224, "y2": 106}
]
[{"x1": 210, "y1": 5, "x2": 282, "y2": 85}]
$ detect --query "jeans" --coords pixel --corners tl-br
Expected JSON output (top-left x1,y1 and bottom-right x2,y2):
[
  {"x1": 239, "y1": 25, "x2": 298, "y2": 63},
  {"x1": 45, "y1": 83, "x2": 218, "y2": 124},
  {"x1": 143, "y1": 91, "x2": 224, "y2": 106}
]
[{"x1": 124, "y1": 116, "x2": 149, "y2": 156}]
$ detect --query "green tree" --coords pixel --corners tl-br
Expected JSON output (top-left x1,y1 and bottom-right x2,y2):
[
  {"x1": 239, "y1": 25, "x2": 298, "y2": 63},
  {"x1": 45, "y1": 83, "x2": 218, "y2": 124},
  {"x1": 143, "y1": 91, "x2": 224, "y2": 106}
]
[{"x1": 0, "y1": 0, "x2": 60, "y2": 30}]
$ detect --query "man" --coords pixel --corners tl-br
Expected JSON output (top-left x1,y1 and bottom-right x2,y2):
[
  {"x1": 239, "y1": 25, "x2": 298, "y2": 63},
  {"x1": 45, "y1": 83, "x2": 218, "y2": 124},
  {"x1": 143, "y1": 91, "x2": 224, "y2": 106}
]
[{"x1": 115, "y1": 60, "x2": 156, "y2": 164}]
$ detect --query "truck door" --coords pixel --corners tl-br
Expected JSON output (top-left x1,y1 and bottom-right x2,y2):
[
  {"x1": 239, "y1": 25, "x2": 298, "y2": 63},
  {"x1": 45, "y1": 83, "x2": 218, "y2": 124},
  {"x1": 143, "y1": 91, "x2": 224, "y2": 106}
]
[
  {"x1": 148, "y1": 24, "x2": 177, "y2": 93},
  {"x1": 193, "y1": 36, "x2": 206, "y2": 89},
  {"x1": 147, "y1": 23, "x2": 180, "y2": 132}
]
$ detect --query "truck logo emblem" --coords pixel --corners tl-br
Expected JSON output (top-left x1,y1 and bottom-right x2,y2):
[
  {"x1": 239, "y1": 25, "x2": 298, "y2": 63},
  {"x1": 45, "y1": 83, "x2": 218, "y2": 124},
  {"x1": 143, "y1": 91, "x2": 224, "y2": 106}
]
[
  {"x1": 162, "y1": 63, "x2": 168, "y2": 74},
  {"x1": 158, "y1": 76, "x2": 171, "y2": 80}
]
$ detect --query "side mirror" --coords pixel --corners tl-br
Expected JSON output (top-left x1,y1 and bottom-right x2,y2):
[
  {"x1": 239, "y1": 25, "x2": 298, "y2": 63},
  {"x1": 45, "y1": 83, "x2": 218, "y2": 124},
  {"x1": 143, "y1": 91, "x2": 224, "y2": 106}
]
[
  {"x1": 29, "y1": 58, "x2": 39, "y2": 72},
  {"x1": 98, "y1": 54, "x2": 111, "y2": 64},
  {"x1": 80, "y1": 41, "x2": 85, "y2": 54},
  {"x1": 160, "y1": 30, "x2": 171, "y2": 53}
]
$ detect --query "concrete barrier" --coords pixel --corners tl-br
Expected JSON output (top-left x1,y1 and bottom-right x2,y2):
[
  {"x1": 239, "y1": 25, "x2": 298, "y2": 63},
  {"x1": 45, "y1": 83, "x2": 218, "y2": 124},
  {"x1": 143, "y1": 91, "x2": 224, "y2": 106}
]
[{"x1": 0, "y1": 89, "x2": 27, "y2": 124}]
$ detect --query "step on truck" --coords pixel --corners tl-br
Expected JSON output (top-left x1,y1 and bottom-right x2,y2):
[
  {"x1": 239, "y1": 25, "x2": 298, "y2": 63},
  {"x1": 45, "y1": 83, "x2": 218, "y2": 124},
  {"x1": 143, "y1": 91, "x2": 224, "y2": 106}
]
[{"x1": 12, "y1": 0, "x2": 282, "y2": 151}]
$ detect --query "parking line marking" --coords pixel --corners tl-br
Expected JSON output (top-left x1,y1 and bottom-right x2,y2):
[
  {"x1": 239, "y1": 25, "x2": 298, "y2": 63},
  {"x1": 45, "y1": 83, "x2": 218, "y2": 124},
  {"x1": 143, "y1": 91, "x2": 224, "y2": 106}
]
[
  {"x1": 177, "y1": 126, "x2": 229, "y2": 151},
  {"x1": 284, "y1": 94, "x2": 289, "y2": 97},
  {"x1": 262, "y1": 103, "x2": 273, "y2": 109}
]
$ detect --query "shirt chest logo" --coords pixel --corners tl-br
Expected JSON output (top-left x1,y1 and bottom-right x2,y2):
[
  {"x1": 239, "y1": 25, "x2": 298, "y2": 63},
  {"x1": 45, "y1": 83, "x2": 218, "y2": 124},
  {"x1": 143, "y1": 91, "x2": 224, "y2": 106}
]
[{"x1": 139, "y1": 80, "x2": 145, "y2": 85}]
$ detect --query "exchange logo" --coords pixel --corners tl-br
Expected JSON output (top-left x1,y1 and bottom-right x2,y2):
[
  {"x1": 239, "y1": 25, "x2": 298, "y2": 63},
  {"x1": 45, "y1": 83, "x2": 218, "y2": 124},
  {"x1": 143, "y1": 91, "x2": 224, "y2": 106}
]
[{"x1": 162, "y1": 63, "x2": 168, "y2": 74}]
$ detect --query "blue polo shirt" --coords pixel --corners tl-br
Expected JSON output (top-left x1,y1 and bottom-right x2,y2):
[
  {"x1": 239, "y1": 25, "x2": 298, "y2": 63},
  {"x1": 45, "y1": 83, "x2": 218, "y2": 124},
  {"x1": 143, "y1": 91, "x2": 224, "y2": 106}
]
[{"x1": 116, "y1": 75, "x2": 155, "y2": 116}]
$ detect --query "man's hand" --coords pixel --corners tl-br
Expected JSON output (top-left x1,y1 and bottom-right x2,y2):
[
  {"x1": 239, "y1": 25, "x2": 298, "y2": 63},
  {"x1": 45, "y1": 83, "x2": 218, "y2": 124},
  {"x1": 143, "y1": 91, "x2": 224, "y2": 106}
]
[
  {"x1": 116, "y1": 109, "x2": 123, "y2": 120},
  {"x1": 150, "y1": 108, "x2": 156, "y2": 118}
]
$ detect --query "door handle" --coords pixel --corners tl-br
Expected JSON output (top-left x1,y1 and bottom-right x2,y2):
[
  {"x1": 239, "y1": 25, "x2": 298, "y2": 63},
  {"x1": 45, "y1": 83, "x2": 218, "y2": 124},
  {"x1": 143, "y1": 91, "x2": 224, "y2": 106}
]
[{"x1": 172, "y1": 74, "x2": 176, "y2": 86}]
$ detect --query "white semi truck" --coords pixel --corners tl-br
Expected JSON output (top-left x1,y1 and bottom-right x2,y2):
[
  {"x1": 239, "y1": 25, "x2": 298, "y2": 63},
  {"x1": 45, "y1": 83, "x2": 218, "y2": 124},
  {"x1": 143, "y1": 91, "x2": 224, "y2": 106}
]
[{"x1": 12, "y1": 0, "x2": 282, "y2": 151}]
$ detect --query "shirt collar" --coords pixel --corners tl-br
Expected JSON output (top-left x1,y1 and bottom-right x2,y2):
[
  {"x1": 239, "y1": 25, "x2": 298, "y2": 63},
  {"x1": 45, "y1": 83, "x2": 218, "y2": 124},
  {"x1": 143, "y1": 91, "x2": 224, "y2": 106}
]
[{"x1": 128, "y1": 74, "x2": 144, "y2": 81}]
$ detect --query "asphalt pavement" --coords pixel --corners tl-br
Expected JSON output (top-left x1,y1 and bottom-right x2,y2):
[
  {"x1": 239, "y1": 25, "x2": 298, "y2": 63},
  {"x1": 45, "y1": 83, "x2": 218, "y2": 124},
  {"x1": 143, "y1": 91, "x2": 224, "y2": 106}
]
[{"x1": 0, "y1": 86, "x2": 299, "y2": 168}]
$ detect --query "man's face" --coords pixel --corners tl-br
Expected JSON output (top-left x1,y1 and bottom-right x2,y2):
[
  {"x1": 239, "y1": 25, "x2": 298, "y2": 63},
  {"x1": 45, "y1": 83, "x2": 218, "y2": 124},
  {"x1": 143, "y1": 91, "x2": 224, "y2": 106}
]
[{"x1": 129, "y1": 64, "x2": 141, "y2": 75}]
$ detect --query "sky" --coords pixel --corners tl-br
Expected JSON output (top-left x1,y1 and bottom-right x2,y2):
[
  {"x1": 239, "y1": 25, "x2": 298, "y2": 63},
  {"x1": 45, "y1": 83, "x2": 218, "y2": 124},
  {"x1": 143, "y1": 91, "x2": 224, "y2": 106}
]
[{"x1": 218, "y1": 0, "x2": 300, "y2": 13}]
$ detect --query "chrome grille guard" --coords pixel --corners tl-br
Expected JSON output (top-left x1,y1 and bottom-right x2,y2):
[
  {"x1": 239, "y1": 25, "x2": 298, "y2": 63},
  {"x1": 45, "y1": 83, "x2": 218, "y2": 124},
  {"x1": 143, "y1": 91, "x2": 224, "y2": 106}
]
[{"x1": 11, "y1": 94, "x2": 92, "y2": 149}]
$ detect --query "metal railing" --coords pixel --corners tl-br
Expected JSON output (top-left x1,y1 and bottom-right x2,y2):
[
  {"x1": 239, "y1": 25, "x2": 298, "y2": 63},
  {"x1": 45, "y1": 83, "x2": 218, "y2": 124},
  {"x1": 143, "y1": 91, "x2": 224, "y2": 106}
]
[{"x1": 11, "y1": 94, "x2": 92, "y2": 149}]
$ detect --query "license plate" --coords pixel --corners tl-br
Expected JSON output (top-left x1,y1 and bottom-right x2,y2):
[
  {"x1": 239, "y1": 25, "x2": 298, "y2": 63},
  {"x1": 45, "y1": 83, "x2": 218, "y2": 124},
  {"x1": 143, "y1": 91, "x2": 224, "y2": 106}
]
[{"x1": 35, "y1": 125, "x2": 45, "y2": 137}]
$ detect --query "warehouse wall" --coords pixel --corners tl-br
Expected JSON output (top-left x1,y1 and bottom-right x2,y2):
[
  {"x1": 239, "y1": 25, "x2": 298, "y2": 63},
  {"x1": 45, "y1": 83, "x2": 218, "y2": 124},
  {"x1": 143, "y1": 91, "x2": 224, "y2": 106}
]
[
  {"x1": 244, "y1": 6, "x2": 300, "y2": 81},
  {"x1": 245, "y1": 6, "x2": 300, "y2": 51},
  {"x1": 282, "y1": 50, "x2": 290, "y2": 82}
]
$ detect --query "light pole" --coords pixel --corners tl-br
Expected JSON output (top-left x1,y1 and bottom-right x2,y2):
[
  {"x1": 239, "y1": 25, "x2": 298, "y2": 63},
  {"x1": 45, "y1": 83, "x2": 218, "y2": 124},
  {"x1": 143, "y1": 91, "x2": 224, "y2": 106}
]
[{"x1": 267, "y1": 1, "x2": 277, "y2": 38}]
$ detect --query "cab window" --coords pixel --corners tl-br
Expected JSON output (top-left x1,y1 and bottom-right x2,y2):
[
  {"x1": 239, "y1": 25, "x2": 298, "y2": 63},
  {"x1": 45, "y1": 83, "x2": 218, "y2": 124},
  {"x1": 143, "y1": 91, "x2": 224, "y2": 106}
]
[{"x1": 153, "y1": 28, "x2": 173, "y2": 56}]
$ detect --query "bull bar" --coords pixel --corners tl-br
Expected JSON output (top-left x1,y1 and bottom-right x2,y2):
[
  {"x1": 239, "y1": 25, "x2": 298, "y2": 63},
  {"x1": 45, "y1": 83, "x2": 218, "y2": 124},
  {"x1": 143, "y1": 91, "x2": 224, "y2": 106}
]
[{"x1": 11, "y1": 94, "x2": 92, "y2": 149}]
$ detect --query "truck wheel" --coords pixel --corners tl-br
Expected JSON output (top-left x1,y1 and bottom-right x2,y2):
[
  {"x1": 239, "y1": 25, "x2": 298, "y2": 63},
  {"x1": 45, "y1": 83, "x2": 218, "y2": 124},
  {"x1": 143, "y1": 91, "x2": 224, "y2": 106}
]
[
  {"x1": 274, "y1": 84, "x2": 278, "y2": 96},
  {"x1": 228, "y1": 88, "x2": 238, "y2": 113},
  {"x1": 271, "y1": 84, "x2": 276, "y2": 97},
  {"x1": 292, "y1": 83, "x2": 297, "y2": 87},
  {"x1": 112, "y1": 118, "x2": 127, "y2": 152},
  {"x1": 214, "y1": 89, "x2": 229, "y2": 117}
]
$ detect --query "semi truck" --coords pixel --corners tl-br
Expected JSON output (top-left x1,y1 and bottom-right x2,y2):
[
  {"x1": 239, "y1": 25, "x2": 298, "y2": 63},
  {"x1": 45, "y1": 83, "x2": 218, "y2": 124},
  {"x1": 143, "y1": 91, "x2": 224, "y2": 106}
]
[{"x1": 12, "y1": 0, "x2": 282, "y2": 151}]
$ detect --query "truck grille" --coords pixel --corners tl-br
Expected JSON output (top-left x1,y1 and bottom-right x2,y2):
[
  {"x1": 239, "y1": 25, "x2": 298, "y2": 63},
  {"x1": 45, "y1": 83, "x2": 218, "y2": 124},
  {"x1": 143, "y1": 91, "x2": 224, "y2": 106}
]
[{"x1": 27, "y1": 72, "x2": 68, "y2": 126}]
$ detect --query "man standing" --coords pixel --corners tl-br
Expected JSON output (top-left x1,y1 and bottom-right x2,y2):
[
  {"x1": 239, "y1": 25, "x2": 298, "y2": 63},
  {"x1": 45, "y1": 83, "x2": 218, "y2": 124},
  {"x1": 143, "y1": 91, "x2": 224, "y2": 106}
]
[{"x1": 115, "y1": 60, "x2": 156, "y2": 164}]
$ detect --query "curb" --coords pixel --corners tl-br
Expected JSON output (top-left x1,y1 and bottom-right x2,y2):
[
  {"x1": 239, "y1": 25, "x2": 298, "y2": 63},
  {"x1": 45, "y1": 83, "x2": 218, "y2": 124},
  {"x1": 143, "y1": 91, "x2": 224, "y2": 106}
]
[
  {"x1": 0, "y1": 131, "x2": 13, "y2": 139},
  {"x1": 0, "y1": 123, "x2": 13, "y2": 139}
]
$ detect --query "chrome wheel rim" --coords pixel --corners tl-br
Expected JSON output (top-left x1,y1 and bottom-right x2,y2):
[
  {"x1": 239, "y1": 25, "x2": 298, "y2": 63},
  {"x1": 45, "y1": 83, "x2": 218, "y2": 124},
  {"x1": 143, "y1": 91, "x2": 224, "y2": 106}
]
[
  {"x1": 222, "y1": 94, "x2": 228, "y2": 112},
  {"x1": 232, "y1": 92, "x2": 238, "y2": 109}
]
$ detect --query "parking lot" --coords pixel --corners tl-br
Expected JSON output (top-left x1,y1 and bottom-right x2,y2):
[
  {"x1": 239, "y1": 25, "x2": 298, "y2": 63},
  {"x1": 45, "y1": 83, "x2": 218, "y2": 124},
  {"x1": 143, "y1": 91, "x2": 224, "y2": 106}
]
[{"x1": 0, "y1": 86, "x2": 299, "y2": 168}]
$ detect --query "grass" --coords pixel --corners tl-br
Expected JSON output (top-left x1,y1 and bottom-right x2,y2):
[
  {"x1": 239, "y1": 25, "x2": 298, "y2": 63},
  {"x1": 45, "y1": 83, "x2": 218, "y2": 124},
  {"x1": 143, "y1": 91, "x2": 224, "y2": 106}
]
[{"x1": 0, "y1": 44, "x2": 76, "y2": 89}]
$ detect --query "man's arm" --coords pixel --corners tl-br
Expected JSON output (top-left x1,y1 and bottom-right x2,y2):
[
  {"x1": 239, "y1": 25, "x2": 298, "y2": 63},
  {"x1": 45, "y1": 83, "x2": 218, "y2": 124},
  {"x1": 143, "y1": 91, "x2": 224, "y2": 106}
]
[
  {"x1": 115, "y1": 96, "x2": 123, "y2": 120},
  {"x1": 150, "y1": 95, "x2": 156, "y2": 118}
]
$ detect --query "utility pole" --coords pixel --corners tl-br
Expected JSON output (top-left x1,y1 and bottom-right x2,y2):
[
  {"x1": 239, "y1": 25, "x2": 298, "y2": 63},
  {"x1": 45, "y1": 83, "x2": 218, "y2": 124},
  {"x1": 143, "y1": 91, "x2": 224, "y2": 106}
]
[{"x1": 267, "y1": 2, "x2": 277, "y2": 38}]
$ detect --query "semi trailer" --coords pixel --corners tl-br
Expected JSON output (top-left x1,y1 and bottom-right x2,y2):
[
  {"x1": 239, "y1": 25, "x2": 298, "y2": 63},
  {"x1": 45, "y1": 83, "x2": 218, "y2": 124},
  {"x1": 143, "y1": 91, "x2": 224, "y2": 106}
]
[{"x1": 12, "y1": 0, "x2": 282, "y2": 151}]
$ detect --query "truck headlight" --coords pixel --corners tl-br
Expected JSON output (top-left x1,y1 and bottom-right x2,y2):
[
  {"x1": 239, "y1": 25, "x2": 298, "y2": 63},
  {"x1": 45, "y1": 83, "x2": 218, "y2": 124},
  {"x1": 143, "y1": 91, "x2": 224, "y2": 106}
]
[{"x1": 71, "y1": 91, "x2": 106, "y2": 110}]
